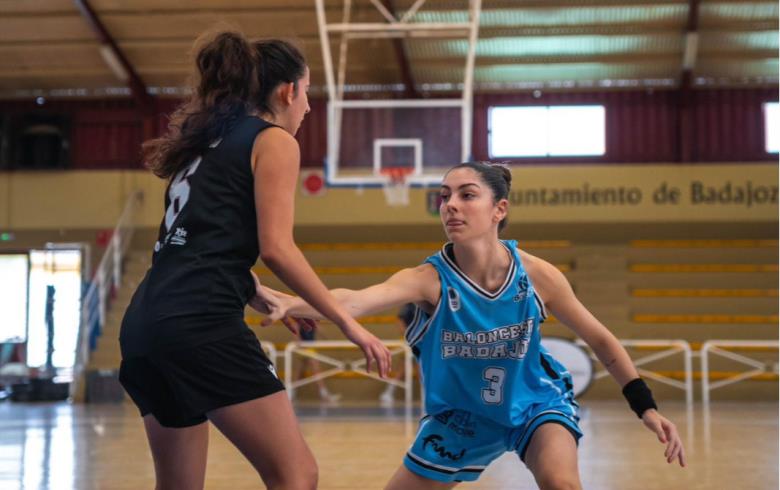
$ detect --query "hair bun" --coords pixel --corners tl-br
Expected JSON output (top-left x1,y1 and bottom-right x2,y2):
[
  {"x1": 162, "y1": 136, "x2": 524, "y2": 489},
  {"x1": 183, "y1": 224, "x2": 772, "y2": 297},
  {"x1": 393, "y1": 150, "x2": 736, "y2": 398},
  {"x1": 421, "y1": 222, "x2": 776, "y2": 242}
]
[{"x1": 490, "y1": 162, "x2": 512, "y2": 187}]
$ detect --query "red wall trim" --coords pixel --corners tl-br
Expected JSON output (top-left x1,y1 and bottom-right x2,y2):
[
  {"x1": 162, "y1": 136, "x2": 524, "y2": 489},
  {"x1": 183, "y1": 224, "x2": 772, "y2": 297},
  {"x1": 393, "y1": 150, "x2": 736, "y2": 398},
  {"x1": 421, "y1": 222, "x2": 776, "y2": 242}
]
[{"x1": 1, "y1": 88, "x2": 776, "y2": 170}]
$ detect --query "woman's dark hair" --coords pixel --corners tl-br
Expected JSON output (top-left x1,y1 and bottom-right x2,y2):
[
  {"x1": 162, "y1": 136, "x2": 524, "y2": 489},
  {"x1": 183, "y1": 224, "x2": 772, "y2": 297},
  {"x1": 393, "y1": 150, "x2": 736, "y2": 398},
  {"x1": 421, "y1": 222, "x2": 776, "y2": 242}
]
[
  {"x1": 252, "y1": 39, "x2": 306, "y2": 115},
  {"x1": 143, "y1": 31, "x2": 306, "y2": 179},
  {"x1": 447, "y1": 161, "x2": 512, "y2": 232}
]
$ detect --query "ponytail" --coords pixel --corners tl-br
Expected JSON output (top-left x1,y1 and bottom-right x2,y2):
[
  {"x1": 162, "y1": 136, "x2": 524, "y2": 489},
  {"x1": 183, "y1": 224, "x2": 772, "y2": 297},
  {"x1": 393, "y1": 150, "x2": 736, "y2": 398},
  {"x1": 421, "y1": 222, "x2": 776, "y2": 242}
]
[
  {"x1": 144, "y1": 31, "x2": 267, "y2": 179},
  {"x1": 144, "y1": 30, "x2": 307, "y2": 180}
]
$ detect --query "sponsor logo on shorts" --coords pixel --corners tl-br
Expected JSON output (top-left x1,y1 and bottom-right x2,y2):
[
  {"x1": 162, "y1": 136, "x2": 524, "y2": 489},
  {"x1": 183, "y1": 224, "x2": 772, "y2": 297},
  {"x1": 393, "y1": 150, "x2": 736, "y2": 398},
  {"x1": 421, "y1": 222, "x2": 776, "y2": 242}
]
[
  {"x1": 422, "y1": 434, "x2": 466, "y2": 461},
  {"x1": 447, "y1": 411, "x2": 476, "y2": 438},
  {"x1": 267, "y1": 364, "x2": 278, "y2": 379},
  {"x1": 434, "y1": 410, "x2": 454, "y2": 425}
]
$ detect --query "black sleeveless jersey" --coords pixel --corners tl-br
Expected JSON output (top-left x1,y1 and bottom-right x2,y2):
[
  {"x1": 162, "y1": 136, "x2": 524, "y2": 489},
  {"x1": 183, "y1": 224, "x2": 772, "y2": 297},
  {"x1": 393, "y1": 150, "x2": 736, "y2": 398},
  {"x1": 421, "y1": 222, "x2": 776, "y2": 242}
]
[{"x1": 120, "y1": 116, "x2": 276, "y2": 358}]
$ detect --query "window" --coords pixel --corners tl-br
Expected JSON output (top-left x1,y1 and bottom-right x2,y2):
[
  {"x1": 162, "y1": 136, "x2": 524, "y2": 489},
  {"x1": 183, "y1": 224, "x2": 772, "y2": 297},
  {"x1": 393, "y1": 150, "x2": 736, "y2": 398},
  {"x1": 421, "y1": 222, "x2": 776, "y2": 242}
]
[
  {"x1": 765, "y1": 102, "x2": 779, "y2": 154},
  {"x1": 489, "y1": 105, "x2": 606, "y2": 158},
  {"x1": 27, "y1": 249, "x2": 82, "y2": 369},
  {"x1": 0, "y1": 254, "x2": 28, "y2": 343}
]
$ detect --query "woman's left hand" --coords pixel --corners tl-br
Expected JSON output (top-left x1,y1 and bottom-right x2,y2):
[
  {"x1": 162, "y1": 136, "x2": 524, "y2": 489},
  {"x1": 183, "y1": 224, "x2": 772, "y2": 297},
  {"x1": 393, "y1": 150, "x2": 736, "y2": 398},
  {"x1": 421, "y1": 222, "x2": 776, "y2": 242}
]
[{"x1": 641, "y1": 409, "x2": 686, "y2": 467}]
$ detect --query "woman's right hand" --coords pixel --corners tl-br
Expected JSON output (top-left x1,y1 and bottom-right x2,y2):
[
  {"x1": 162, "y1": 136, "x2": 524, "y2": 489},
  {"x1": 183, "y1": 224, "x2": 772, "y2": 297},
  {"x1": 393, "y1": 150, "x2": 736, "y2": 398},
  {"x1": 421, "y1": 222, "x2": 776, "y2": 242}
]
[
  {"x1": 249, "y1": 271, "x2": 317, "y2": 335},
  {"x1": 257, "y1": 291, "x2": 319, "y2": 335},
  {"x1": 340, "y1": 320, "x2": 392, "y2": 378}
]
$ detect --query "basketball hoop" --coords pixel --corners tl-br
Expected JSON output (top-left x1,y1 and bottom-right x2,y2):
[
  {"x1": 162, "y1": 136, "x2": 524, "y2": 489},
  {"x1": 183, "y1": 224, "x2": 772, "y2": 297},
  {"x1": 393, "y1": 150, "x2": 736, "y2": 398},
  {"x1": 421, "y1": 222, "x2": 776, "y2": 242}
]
[{"x1": 380, "y1": 167, "x2": 413, "y2": 207}]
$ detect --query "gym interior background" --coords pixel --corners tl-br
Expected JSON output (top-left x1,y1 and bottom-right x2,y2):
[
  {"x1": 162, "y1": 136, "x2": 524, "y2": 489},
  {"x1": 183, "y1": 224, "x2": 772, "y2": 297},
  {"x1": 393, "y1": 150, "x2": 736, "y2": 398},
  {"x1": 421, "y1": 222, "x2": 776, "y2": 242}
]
[{"x1": 0, "y1": 1, "x2": 777, "y2": 489}]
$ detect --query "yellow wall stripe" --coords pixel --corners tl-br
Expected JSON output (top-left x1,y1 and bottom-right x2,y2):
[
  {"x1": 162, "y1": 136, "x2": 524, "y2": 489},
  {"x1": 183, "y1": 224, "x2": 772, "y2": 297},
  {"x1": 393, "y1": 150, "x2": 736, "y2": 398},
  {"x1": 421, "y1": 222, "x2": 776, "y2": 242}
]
[
  {"x1": 631, "y1": 240, "x2": 778, "y2": 248},
  {"x1": 256, "y1": 368, "x2": 776, "y2": 382},
  {"x1": 632, "y1": 289, "x2": 779, "y2": 297},
  {"x1": 622, "y1": 343, "x2": 779, "y2": 352},
  {"x1": 648, "y1": 371, "x2": 778, "y2": 381},
  {"x1": 633, "y1": 314, "x2": 779, "y2": 324},
  {"x1": 247, "y1": 315, "x2": 558, "y2": 327},
  {"x1": 253, "y1": 263, "x2": 571, "y2": 276},
  {"x1": 630, "y1": 264, "x2": 778, "y2": 273},
  {"x1": 298, "y1": 240, "x2": 572, "y2": 251}
]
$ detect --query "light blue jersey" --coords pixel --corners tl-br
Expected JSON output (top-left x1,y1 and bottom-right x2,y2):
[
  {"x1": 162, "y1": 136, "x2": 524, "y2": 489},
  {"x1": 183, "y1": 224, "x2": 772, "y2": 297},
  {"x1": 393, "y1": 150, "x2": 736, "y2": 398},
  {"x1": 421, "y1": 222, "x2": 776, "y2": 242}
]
[
  {"x1": 405, "y1": 240, "x2": 577, "y2": 428},
  {"x1": 402, "y1": 240, "x2": 582, "y2": 482}
]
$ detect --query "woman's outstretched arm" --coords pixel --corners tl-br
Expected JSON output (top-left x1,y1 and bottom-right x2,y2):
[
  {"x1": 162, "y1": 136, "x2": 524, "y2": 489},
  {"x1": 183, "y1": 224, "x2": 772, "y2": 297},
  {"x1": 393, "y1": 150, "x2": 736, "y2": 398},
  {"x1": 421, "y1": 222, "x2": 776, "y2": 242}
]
[{"x1": 525, "y1": 251, "x2": 686, "y2": 468}]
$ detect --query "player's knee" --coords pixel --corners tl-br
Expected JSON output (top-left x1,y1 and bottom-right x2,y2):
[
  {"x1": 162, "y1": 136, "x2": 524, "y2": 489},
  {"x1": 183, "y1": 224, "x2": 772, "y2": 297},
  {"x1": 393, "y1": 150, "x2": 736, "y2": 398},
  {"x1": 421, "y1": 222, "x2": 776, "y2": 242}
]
[
  {"x1": 299, "y1": 462, "x2": 319, "y2": 489},
  {"x1": 289, "y1": 468, "x2": 318, "y2": 490},
  {"x1": 266, "y1": 462, "x2": 318, "y2": 490},
  {"x1": 536, "y1": 473, "x2": 581, "y2": 490}
]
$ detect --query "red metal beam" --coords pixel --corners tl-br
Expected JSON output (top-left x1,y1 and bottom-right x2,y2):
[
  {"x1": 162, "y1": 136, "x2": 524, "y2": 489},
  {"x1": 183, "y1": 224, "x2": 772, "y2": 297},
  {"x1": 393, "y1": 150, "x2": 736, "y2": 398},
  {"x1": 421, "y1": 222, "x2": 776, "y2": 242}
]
[
  {"x1": 381, "y1": 0, "x2": 418, "y2": 98},
  {"x1": 73, "y1": 0, "x2": 153, "y2": 110}
]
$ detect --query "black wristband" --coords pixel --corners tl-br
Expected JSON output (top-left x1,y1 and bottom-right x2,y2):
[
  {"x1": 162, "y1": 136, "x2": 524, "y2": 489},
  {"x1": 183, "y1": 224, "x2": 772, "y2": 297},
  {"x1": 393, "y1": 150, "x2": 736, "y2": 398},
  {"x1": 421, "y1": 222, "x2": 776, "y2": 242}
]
[{"x1": 622, "y1": 378, "x2": 658, "y2": 418}]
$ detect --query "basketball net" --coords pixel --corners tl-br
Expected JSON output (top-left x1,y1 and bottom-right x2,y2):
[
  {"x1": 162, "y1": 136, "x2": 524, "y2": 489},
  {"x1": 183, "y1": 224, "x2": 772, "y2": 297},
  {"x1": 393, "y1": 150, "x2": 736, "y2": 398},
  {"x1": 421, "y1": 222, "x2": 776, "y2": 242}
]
[{"x1": 380, "y1": 167, "x2": 412, "y2": 207}]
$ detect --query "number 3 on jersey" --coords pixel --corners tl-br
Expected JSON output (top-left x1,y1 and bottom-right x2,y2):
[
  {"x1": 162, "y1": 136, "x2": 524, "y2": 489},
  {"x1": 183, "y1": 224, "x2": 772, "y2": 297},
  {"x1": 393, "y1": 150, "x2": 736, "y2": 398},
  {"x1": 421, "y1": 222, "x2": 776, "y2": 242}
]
[
  {"x1": 164, "y1": 156, "x2": 202, "y2": 232},
  {"x1": 481, "y1": 367, "x2": 506, "y2": 405}
]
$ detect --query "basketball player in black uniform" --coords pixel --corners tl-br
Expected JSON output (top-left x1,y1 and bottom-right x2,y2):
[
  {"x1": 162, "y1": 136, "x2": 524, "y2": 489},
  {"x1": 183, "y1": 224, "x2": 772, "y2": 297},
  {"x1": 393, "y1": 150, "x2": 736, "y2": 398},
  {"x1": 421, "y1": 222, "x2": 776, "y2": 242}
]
[{"x1": 118, "y1": 31, "x2": 391, "y2": 490}]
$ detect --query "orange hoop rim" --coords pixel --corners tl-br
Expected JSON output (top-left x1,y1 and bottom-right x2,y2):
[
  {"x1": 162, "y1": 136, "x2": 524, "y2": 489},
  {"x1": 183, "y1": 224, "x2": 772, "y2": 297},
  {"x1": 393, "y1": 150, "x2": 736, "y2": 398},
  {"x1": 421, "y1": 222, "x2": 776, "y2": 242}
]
[{"x1": 379, "y1": 167, "x2": 414, "y2": 182}]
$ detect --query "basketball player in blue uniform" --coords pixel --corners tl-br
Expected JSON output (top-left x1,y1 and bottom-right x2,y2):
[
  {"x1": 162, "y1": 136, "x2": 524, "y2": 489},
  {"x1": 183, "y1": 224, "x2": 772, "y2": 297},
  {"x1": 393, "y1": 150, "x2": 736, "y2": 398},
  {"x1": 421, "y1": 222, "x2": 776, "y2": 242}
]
[
  {"x1": 118, "y1": 31, "x2": 390, "y2": 490},
  {"x1": 256, "y1": 161, "x2": 686, "y2": 489}
]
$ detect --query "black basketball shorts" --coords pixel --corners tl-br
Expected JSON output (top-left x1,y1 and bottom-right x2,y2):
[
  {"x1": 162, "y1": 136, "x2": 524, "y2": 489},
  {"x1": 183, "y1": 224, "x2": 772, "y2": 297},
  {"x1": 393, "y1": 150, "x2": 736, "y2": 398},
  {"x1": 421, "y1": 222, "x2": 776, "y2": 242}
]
[{"x1": 119, "y1": 329, "x2": 284, "y2": 428}]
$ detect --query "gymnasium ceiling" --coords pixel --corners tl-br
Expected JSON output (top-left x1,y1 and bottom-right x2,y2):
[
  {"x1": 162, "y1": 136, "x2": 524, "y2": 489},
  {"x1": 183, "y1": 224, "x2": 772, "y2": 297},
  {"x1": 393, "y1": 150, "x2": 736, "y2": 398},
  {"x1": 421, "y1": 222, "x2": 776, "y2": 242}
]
[{"x1": 0, "y1": 0, "x2": 777, "y2": 99}]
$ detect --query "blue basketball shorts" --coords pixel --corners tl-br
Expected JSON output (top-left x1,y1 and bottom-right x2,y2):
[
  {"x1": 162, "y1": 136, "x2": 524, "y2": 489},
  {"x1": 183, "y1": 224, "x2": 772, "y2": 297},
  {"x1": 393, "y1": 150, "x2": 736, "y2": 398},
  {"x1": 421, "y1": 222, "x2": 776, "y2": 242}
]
[{"x1": 404, "y1": 401, "x2": 582, "y2": 483}]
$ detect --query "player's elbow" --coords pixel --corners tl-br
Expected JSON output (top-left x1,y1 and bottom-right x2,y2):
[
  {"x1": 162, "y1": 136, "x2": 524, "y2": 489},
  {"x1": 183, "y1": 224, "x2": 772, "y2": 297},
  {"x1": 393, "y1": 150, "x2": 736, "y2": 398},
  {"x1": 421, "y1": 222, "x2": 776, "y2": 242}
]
[
  {"x1": 590, "y1": 330, "x2": 620, "y2": 360},
  {"x1": 331, "y1": 288, "x2": 353, "y2": 301},
  {"x1": 259, "y1": 235, "x2": 295, "y2": 265},
  {"x1": 259, "y1": 246, "x2": 288, "y2": 269},
  {"x1": 332, "y1": 288, "x2": 363, "y2": 314}
]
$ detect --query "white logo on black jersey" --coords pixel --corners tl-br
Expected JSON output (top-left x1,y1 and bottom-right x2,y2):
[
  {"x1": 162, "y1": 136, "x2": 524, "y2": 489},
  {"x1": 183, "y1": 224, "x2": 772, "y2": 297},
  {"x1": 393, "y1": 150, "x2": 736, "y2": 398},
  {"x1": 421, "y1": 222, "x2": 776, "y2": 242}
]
[
  {"x1": 267, "y1": 363, "x2": 278, "y2": 379},
  {"x1": 165, "y1": 157, "x2": 202, "y2": 232},
  {"x1": 447, "y1": 287, "x2": 461, "y2": 312},
  {"x1": 169, "y1": 227, "x2": 188, "y2": 246}
]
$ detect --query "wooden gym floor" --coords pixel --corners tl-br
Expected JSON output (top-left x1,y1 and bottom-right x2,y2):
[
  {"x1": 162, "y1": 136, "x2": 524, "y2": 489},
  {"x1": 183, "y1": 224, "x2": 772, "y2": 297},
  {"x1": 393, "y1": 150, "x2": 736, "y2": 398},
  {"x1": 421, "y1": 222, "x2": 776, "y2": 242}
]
[{"x1": 0, "y1": 400, "x2": 776, "y2": 489}]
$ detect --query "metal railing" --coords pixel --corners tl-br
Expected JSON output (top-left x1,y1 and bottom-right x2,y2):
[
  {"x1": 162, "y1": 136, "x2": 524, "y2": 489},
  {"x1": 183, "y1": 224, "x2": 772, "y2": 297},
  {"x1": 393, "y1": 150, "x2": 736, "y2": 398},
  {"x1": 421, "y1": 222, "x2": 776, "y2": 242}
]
[
  {"x1": 701, "y1": 340, "x2": 779, "y2": 404},
  {"x1": 70, "y1": 191, "x2": 143, "y2": 400},
  {"x1": 577, "y1": 339, "x2": 694, "y2": 407},
  {"x1": 284, "y1": 340, "x2": 413, "y2": 409}
]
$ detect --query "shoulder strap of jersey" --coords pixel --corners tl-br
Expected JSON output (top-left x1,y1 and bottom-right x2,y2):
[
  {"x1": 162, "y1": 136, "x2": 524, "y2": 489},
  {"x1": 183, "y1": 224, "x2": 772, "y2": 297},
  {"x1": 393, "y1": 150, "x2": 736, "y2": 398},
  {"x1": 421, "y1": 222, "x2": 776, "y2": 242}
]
[
  {"x1": 404, "y1": 252, "x2": 448, "y2": 346},
  {"x1": 506, "y1": 240, "x2": 549, "y2": 321}
]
